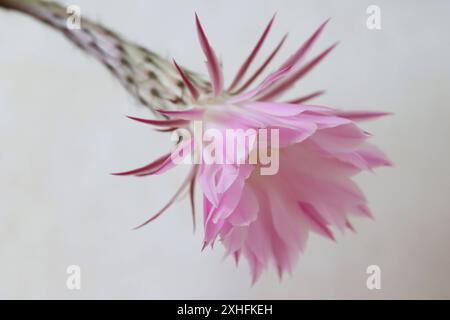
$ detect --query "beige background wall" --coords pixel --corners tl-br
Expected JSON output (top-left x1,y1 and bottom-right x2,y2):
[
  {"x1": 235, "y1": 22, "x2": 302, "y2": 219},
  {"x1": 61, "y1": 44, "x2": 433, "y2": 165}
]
[{"x1": 0, "y1": 0, "x2": 449, "y2": 299}]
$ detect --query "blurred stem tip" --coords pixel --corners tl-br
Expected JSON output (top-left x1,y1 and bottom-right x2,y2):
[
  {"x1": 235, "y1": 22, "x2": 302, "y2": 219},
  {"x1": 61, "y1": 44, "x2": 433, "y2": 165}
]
[{"x1": 0, "y1": 0, "x2": 210, "y2": 113}]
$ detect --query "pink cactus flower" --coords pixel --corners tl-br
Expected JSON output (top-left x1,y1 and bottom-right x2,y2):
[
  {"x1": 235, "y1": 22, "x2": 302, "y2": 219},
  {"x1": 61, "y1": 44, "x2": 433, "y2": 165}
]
[{"x1": 114, "y1": 14, "x2": 391, "y2": 283}]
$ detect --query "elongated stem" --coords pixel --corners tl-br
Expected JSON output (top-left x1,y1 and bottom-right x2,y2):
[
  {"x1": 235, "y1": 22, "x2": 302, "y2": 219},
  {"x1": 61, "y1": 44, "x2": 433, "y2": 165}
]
[{"x1": 0, "y1": 0, "x2": 209, "y2": 112}]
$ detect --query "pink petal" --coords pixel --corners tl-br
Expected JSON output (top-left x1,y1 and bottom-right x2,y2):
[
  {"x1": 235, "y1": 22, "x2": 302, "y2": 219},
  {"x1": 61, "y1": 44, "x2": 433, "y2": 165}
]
[
  {"x1": 222, "y1": 227, "x2": 247, "y2": 256},
  {"x1": 266, "y1": 185, "x2": 309, "y2": 252},
  {"x1": 334, "y1": 110, "x2": 392, "y2": 122},
  {"x1": 227, "y1": 65, "x2": 292, "y2": 104},
  {"x1": 203, "y1": 195, "x2": 212, "y2": 224},
  {"x1": 345, "y1": 219, "x2": 356, "y2": 232},
  {"x1": 199, "y1": 164, "x2": 222, "y2": 206},
  {"x1": 309, "y1": 123, "x2": 369, "y2": 152},
  {"x1": 155, "y1": 107, "x2": 205, "y2": 120},
  {"x1": 210, "y1": 178, "x2": 246, "y2": 224},
  {"x1": 246, "y1": 249, "x2": 265, "y2": 285},
  {"x1": 189, "y1": 167, "x2": 198, "y2": 232},
  {"x1": 234, "y1": 19, "x2": 329, "y2": 98},
  {"x1": 127, "y1": 116, "x2": 188, "y2": 127},
  {"x1": 228, "y1": 13, "x2": 276, "y2": 91},
  {"x1": 228, "y1": 185, "x2": 259, "y2": 226},
  {"x1": 111, "y1": 153, "x2": 170, "y2": 176},
  {"x1": 294, "y1": 113, "x2": 351, "y2": 129},
  {"x1": 355, "y1": 204, "x2": 373, "y2": 219},
  {"x1": 286, "y1": 90, "x2": 325, "y2": 104},
  {"x1": 173, "y1": 59, "x2": 200, "y2": 100},
  {"x1": 195, "y1": 13, "x2": 223, "y2": 96},
  {"x1": 138, "y1": 139, "x2": 193, "y2": 176},
  {"x1": 244, "y1": 102, "x2": 310, "y2": 116},
  {"x1": 276, "y1": 123, "x2": 318, "y2": 147},
  {"x1": 298, "y1": 202, "x2": 335, "y2": 241},
  {"x1": 355, "y1": 143, "x2": 393, "y2": 169},
  {"x1": 257, "y1": 42, "x2": 338, "y2": 101},
  {"x1": 280, "y1": 19, "x2": 330, "y2": 70},
  {"x1": 233, "y1": 34, "x2": 288, "y2": 94},
  {"x1": 215, "y1": 165, "x2": 239, "y2": 193},
  {"x1": 204, "y1": 217, "x2": 226, "y2": 246},
  {"x1": 233, "y1": 250, "x2": 241, "y2": 266}
]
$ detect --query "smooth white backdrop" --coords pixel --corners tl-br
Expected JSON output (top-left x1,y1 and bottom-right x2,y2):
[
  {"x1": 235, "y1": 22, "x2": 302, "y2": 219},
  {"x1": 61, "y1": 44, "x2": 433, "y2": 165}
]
[{"x1": 0, "y1": 0, "x2": 449, "y2": 299}]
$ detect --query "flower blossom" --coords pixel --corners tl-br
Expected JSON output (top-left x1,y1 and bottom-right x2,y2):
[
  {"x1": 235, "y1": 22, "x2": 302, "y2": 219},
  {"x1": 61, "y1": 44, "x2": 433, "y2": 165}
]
[{"x1": 114, "y1": 14, "x2": 391, "y2": 283}]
